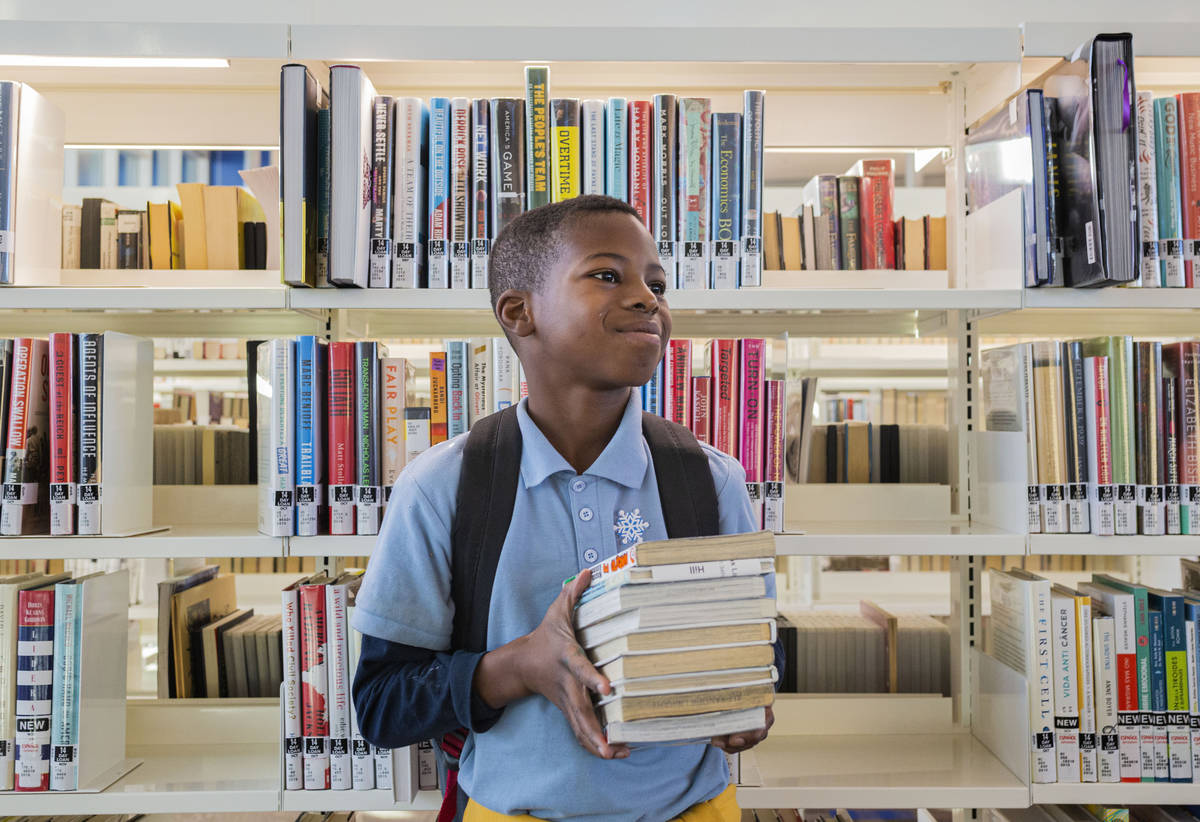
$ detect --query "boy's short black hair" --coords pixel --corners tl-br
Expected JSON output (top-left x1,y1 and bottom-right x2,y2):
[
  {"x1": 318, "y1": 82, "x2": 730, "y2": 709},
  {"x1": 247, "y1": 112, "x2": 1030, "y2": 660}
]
[{"x1": 488, "y1": 195, "x2": 643, "y2": 311}]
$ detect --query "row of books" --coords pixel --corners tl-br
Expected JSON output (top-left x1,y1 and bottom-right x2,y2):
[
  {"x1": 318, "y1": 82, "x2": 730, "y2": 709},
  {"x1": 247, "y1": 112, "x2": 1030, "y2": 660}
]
[
  {"x1": 822, "y1": 390, "x2": 948, "y2": 427},
  {"x1": 981, "y1": 338, "x2": 1200, "y2": 535},
  {"x1": 805, "y1": 423, "x2": 950, "y2": 485},
  {"x1": 164, "y1": 389, "x2": 250, "y2": 428},
  {"x1": 1005, "y1": 807, "x2": 1200, "y2": 822},
  {"x1": 569, "y1": 530, "x2": 776, "y2": 744},
  {"x1": 0, "y1": 334, "x2": 147, "y2": 536},
  {"x1": 281, "y1": 63, "x2": 766, "y2": 290},
  {"x1": 0, "y1": 570, "x2": 126, "y2": 791},
  {"x1": 153, "y1": 425, "x2": 250, "y2": 485},
  {"x1": 890, "y1": 554, "x2": 1128, "y2": 574},
  {"x1": 63, "y1": 184, "x2": 271, "y2": 271},
  {"x1": 776, "y1": 607, "x2": 950, "y2": 695},
  {"x1": 209, "y1": 556, "x2": 323, "y2": 575},
  {"x1": 993, "y1": 565, "x2": 1200, "y2": 784},
  {"x1": 967, "y1": 33, "x2": 1200, "y2": 289},
  {"x1": 639, "y1": 339, "x2": 785, "y2": 530},
  {"x1": 156, "y1": 338, "x2": 246, "y2": 361}
]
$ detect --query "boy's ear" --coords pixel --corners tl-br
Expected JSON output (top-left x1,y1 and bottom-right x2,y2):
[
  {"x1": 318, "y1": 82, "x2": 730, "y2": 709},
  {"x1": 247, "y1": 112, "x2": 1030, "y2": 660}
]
[{"x1": 495, "y1": 289, "x2": 535, "y2": 339}]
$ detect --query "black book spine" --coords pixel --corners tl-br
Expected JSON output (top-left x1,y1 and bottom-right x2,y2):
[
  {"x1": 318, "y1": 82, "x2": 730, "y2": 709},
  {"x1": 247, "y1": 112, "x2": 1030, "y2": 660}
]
[
  {"x1": 76, "y1": 333, "x2": 102, "y2": 533},
  {"x1": 255, "y1": 222, "x2": 267, "y2": 269},
  {"x1": 243, "y1": 222, "x2": 257, "y2": 271},
  {"x1": 825, "y1": 424, "x2": 838, "y2": 483},
  {"x1": 369, "y1": 96, "x2": 394, "y2": 287},
  {"x1": 245, "y1": 340, "x2": 264, "y2": 485},
  {"x1": 489, "y1": 98, "x2": 526, "y2": 239},
  {"x1": 80, "y1": 198, "x2": 101, "y2": 269}
]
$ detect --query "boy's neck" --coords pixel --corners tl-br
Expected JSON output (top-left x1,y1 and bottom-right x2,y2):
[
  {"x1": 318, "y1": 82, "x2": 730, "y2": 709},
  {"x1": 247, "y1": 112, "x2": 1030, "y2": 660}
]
[{"x1": 524, "y1": 385, "x2": 632, "y2": 475}]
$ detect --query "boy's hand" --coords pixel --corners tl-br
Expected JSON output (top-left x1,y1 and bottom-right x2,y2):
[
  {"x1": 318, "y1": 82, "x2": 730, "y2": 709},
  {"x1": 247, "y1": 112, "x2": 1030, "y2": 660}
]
[{"x1": 711, "y1": 704, "x2": 774, "y2": 754}]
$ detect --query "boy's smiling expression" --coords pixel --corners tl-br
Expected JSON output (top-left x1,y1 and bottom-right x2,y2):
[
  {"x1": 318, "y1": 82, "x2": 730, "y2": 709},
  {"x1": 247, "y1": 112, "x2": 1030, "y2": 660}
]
[{"x1": 516, "y1": 210, "x2": 672, "y2": 390}]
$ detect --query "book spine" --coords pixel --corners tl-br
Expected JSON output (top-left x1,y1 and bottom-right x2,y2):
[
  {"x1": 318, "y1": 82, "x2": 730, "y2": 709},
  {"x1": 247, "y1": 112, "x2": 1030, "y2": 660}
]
[
  {"x1": 1106, "y1": 337, "x2": 1138, "y2": 534},
  {"x1": 763, "y1": 379, "x2": 785, "y2": 533},
  {"x1": 1154, "y1": 97, "x2": 1187, "y2": 287},
  {"x1": 1178, "y1": 93, "x2": 1200, "y2": 288},
  {"x1": 1187, "y1": 607, "x2": 1200, "y2": 780},
  {"x1": 739, "y1": 339, "x2": 765, "y2": 512},
  {"x1": 1159, "y1": 596, "x2": 1192, "y2": 781},
  {"x1": 61, "y1": 205, "x2": 81, "y2": 270},
  {"x1": 1022, "y1": 344, "x2": 1042, "y2": 533},
  {"x1": 817, "y1": 175, "x2": 842, "y2": 269},
  {"x1": 427, "y1": 98, "x2": 450, "y2": 289},
  {"x1": 690, "y1": 375, "x2": 712, "y2": 445},
  {"x1": 1041, "y1": 94, "x2": 1066, "y2": 286},
  {"x1": 348, "y1": 607, "x2": 374, "y2": 790},
  {"x1": 492, "y1": 337, "x2": 517, "y2": 412},
  {"x1": 605, "y1": 98, "x2": 627, "y2": 202},
  {"x1": 430, "y1": 353, "x2": 448, "y2": 444},
  {"x1": 1031, "y1": 341, "x2": 1067, "y2": 533},
  {"x1": 299, "y1": 584, "x2": 330, "y2": 789},
  {"x1": 446, "y1": 341, "x2": 468, "y2": 439},
  {"x1": 1063, "y1": 342, "x2": 1091, "y2": 533},
  {"x1": 676, "y1": 97, "x2": 712, "y2": 290},
  {"x1": 391, "y1": 98, "x2": 426, "y2": 289},
  {"x1": 665, "y1": 339, "x2": 691, "y2": 427},
  {"x1": 1128, "y1": 583, "x2": 1154, "y2": 782},
  {"x1": 489, "y1": 97, "x2": 525, "y2": 241},
  {"x1": 1181, "y1": 343, "x2": 1200, "y2": 534},
  {"x1": 581, "y1": 99, "x2": 605, "y2": 196},
  {"x1": 0, "y1": 84, "x2": 15, "y2": 283},
  {"x1": 551, "y1": 98, "x2": 580, "y2": 204},
  {"x1": 2, "y1": 338, "x2": 49, "y2": 536},
  {"x1": 316, "y1": 107, "x2": 332, "y2": 286},
  {"x1": 652, "y1": 93, "x2": 677, "y2": 284},
  {"x1": 115, "y1": 210, "x2": 140, "y2": 269},
  {"x1": 470, "y1": 98, "x2": 490, "y2": 289},
  {"x1": 449, "y1": 97, "x2": 471, "y2": 289},
  {"x1": 524, "y1": 66, "x2": 549, "y2": 210},
  {"x1": 1166, "y1": 375, "x2": 1182, "y2": 534},
  {"x1": 1093, "y1": 615, "x2": 1121, "y2": 783},
  {"x1": 99, "y1": 203, "x2": 117, "y2": 270},
  {"x1": 1149, "y1": 609, "x2": 1170, "y2": 780},
  {"x1": 368, "y1": 96, "x2": 394, "y2": 288},
  {"x1": 837, "y1": 176, "x2": 861, "y2": 271},
  {"x1": 710, "y1": 339, "x2": 739, "y2": 457},
  {"x1": 628, "y1": 100, "x2": 653, "y2": 231},
  {"x1": 258, "y1": 339, "x2": 295, "y2": 537},
  {"x1": 740, "y1": 90, "x2": 765, "y2": 287},
  {"x1": 380, "y1": 358, "x2": 407, "y2": 499},
  {"x1": 1137, "y1": 91, "x2": 1162, "y2": 286},
  {"x1": 48, "y1": 582, "x2": 78, "y2": 791},
  {"x1": 326, "y1": 584, "x2": 351, "y2": 790},
  {"x1": 1053, "y1": 593, "x2": 1081, "y2": 782},
  {"x1": 355, "y1": 341, "x2": 381, "y2": 535},
  {"x1": 641, "y1": 359, "x2": 664, "y2": 416},
  {"x1": 1084, "y1": 356, "x2": 1115, "y2": 536},
  {"x1": 404, "y1": 408, "x2": 431, "y2": 463},
  {"x1": 1077, "y1": 597, "x2": 1098, "y2": 782},
  {"x1": 282, "y1": 585, "x2": 303, "y2": 790},
  {"x1": 710, "y1": 112, "x2": 742, "y2": 289},
  {"x1": 75, "y1": 334, "x2": 101, "y2": 535},
  {"x1": 1135, "y1": 341, "x2": 1167, "y2": 535},
  {"x1": 280, "y1": 67, "x2": 317, "y2": 286},
  {"x1": 374, "y1": 745, "x2": 393, "y2": 790},
  {"x1": 469, "y1": 339, "x2": 492, "y2": 427},
  {"x1": 48, "y1": 333, "x2": 74, "y2": 536},
  {"x1": 417, "y1": 738, "x2": 438, "y2": 790},
  {"x1": 328, "y1": 342, "x2": 357, "y2": 535},
  {"x1": 15, "y1": 588, "x2": 53, "y2": 791},
  {"x1": 858, "y1": 159, "x2": 896, "y2": 269},
  {"x1": 295, "y1": 336, "x2": 326, "y2": 536},
  {"x1": 1030, "y1": 580, "x2": 1057, "y2": 783},
  {"x1": 1106, "y1": 590, "x2": 1141, "y2": 782}
]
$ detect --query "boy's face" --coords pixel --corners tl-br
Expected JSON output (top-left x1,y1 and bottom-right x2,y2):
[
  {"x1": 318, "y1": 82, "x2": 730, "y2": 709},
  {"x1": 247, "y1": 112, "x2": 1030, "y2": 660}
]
[{"x1": 529, "y1": 211, "x2": 671, "y2": 389}]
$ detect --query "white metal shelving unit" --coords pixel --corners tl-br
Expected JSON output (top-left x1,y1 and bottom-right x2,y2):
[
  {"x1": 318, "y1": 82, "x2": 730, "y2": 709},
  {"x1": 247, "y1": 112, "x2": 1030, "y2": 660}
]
[{"x1": 4, "y1": 12, "x2": 1200, "y2": 815}]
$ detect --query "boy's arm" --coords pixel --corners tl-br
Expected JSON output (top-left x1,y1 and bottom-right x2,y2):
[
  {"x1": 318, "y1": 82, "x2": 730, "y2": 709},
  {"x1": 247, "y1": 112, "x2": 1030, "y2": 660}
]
[{"x1": 352, "y1": 634, "x2": 504, "y2": 750}]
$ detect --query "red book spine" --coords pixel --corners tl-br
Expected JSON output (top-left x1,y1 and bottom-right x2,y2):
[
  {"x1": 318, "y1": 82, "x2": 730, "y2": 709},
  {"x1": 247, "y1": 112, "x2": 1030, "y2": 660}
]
[
  {"x1": 858, "y1": 159, "x2": 896, "y2": 269},
  {"x1": 764, "y1": 380, "x2": 784, "y2": 484},
  {"x1": 5, "y1": 338, "x2": 32, "y2": 457},
  {"x1": 327, "y1": 342, "x2": 356, "y2": 535},
  {"x1": 1094, "y1": 356, "x2": 1113, "y2": 485},
  {"x1": 709, "y1": 339, "x2": 739, "y2": 457},
  {"x1": 299, "y1": 583, "x2": 330, "y2": 790},
  {"x1": 665, "y1": 339, "x2": 692, "y2": 427},
  {"x1": 48, "y1": 333, "x2": 74, "y2": 535},
  {"x1": 1177, "y1": 93, "x2": 1200, "y2": 288},
  {"x1": 738, "y1": 339, "x2": 765, "y2": 483},
  {"x1": 628, "y1": 101, "x2": 653, "y2": 231},
  {"x1": 1181, "y1": 343, "x2": 1200, "y2": 485},
  {"x1": 1115, "y1": 649, "x2": 1138, "y2": 783},
  {"x1": 691, "y1": 375, "x2": 712, "y2": 445},
  {"x1": 16, "y1": 588, "x2": 53, "y2": 791}
]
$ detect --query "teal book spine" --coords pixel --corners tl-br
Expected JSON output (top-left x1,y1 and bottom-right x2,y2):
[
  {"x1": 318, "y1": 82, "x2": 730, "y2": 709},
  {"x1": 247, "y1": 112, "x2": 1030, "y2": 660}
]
[
  {"x1": 48, "y1": 581, "x2": 79, "y2": 791},
  {"x1": 605, "y1": 98, "x2": 627, "y2": 202},
  {"x1": 1094, "y1": 574, "x2": 1152, "y2": 780},
  {"x1": 1154, "y1": 97, "x2": 1186, "y2": 288}
]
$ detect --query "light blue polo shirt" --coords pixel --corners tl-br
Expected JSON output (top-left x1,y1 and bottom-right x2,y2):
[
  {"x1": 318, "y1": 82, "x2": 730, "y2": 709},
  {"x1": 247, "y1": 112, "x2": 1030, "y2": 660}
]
[{"x1": 352, "y1": 389, "x2": 766, "y2": 821}]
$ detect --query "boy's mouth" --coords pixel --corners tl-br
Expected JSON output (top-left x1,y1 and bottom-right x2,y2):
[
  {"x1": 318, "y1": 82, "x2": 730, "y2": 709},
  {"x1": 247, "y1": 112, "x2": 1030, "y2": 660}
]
[{"x1": 617, "y1": 321, "x2": 664, "y2": 346}]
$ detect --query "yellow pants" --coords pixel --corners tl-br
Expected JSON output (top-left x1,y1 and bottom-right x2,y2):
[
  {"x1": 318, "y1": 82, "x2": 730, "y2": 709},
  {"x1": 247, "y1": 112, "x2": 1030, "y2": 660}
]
[{"x1": 464, "y1": 782, "x2": 739, "y2": 822}]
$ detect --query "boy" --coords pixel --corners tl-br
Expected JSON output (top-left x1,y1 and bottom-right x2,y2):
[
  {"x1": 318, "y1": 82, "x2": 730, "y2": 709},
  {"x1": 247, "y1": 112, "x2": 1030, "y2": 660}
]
[{"x1": 353, "y1": 195, "x2": 775, "y2": 821}]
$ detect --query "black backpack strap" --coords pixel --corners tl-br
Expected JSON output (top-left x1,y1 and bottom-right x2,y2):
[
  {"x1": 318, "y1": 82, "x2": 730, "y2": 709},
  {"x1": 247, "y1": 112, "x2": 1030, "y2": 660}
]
[
  {"x1": 641, "y1": 412, "x2": 720, "y2": 538},
  {"x1": 449, "y1": 405, "x2": 523, "y2": 653}
]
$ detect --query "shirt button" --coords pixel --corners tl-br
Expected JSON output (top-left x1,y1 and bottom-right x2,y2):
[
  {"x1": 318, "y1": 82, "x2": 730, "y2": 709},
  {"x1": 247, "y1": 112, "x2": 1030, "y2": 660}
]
[
  {"x1": 584, "y1": 548, "x2": 598, "y2": 563},
  {"x1": 579, "y1": 507, "x2": 594, "y2": 522},
  {"x1": 571, "y1": 479, "x2": 587, "y2": 493}
]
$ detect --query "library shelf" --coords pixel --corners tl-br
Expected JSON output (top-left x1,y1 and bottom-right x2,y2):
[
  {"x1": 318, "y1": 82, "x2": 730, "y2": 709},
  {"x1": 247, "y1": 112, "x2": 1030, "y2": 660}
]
[
  {"x1": 0, "y1": 525, "x2": 284, "y2": 559},
  {"x1": 780, "y1": 521, "x2": 1025, "y2": 556},
  {"x1": 282, "y1": 788, "x2": 442, "y2": 812},
  {"x1": 1022, "y1": 287, "x2": 1200, "y2": 310},
  {"x1": 1020, "y1": 21, "x2": 1200, "y2": 59},
  {"x1": 287, "y1": 534, "x2": 377, "y2": 557},
  {"x1": 154, "y1": 358, "x2": 249, "y2": 376},
  {"x1": 1030, "y1": 781, "x2": 1200, "y2": 804},
  {"x1": 0, "y1": 21, "x2": 289, "y2": 59},
  {"x1": 0, "y1": 286, "x2": 288, "y2": 311},
  {"x1": 1027, "y1": 532, "x2": 1200, "y2": 556}
]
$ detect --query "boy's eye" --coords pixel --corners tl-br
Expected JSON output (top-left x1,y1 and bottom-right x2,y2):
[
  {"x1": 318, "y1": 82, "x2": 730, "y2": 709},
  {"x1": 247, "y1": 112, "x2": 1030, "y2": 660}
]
[
  {"x1": 649, "y1": 281, "x2": 667, "y2": 296},
  {"x1": 591, "y1": 269, "x2": 619, "y2": 283}
]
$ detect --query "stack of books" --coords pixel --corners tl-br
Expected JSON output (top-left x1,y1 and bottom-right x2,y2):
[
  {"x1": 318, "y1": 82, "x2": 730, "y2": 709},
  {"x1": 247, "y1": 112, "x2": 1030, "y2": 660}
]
[{"x1": 570, "y1": 530, "x2": 777, "y2": 744}]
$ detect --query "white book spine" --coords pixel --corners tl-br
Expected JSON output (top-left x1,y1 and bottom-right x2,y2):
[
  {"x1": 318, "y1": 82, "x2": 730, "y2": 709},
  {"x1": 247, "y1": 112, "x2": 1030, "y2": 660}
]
[
  {"x1": 0, "y1": 586, "x2": 13, "y2": 789},
  {"x1": 61, "y1": 205, "x2": 81, "y2": 269},
  {"x1": 416, "y1": 738, "x2": 438, "y2": 790},
  {"x1": 375, "y1": 745, "x2": 393, "y2": 790},
  {"x1": 48, "y1": 582, "x2": 78, "y2": 791},
  {"x1": 1078, "y1": 599, "x2": 1097, "y2": 782},
  {"x1": 581, "y1": 100, "x2": 605, "y2": 195},
  {"x1": 491, "y1": 336, "x2": 517, "y2": 412},
  {"x1": 449, "y1": 98, "x2": 470, "y2": 290},
  {"x1": 469, "y1": 338, "x2": 492, "y2": 427},
  {"x1": 392, "y1": 97, "x2": 425, "y2": 289},
  {"x1": 1136, "y1": 91, "x2": 1162, "y2": 287},
  {"x1": 403, "y1": 410, "x2": 431, "y2": 465},
  {"x1": 281, "y1": 586, "x2": 303, "y2": 790},
  {"x1": 1093, "y1": 616, "x2": 1121, "y2": 782},
  {"x1": 1186, "y1": 619, "x2": 1200, "y2": 779},
  {"x1": 257, "y1": 339, "x2": 295, "y2": 537},
  {"x1": 347, "y1": 607, "x2": 375, "y2": 790},
  {"x1": 1030, "y1": 579, "x2": 1057, "y2": 782},
  {"x1": 1053, "y1": 594, "x2": 1081, "y2": 782},
  {"x1": 326, "y1": 584, "x2": 351, "y2": 790}
]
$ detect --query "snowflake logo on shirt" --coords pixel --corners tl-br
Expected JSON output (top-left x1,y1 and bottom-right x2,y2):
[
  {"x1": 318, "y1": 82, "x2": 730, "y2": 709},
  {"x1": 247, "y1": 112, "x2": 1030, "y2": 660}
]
[{"x1": 614, "y1": 508, "x2": 650, "y2": 546}]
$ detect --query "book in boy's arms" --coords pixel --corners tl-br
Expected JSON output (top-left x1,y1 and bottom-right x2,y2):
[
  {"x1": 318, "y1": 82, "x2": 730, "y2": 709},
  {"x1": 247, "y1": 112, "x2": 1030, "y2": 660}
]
[
  {"x1": 574, "y1": 575, "x2": 768, "y2": 629},
  {"x1": 567, "y1": 530, "x2": 776, "y2": 588},
  {"x1": 577, "y1": 557, "x2": 774, "y2": 604},
  {"x1": 605, "y1": 666, "x2": 777, "y2": 698},
  {"x1": 606, "y1": 706, "x2": 767, "y2": 745},
  {"x1": 597, "y1": 681, "x2": 775, "y2": 723},
  {"x1": 597, "y1": 642, "x2": 774, "y2": 680},
  {"x1": 587, "y1": 619, "x2": 775, "y2": 662},
  {"x1": 577, "y1": 599, "x2": 777, "y2": 650}
]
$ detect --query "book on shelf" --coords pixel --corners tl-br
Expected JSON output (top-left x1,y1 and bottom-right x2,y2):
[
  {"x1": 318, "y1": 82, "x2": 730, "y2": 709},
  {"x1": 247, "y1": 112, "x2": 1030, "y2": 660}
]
[
  {"x1": 710, "y1": 112, "x2": 741, "y2": 289},
  {"x1": 1180, "y1": 93, "x2": 1200, "y2": 288},
  {"x1": 427, "y1": 96, "x2": 451, "y2": 288},
  {"x1": 329, "y1": 65, "x2": 377, "y2": 288},
  {"x1": 355, "y1": 341, "x2": 382, "y2": 535},
  {"x1": 677, "y1": 96, "x2": 711, "y2": 290},
  {"x1": 1, "y1": 338, "x2": 50, "y2": 536},
  {"x1": 449, "y1": 97, "x2": 470, "y2": 289},
  {"x1": 740, "y1": 90, "x2": 765, "y2": 287},
  {"x1": 550, "y1": 97, "x2": 581, "y2": 205},
  {"x1": 256, "y1": 338, "x2": 295, "y2": 537},
  {"x1": 471, "y1": 98, "x2": 491, "y2": 289},
  {"x1": 628, "y1": 99, "x2": 653, "y2": 232},
  {"x1": 392, "y1": 97, "x2": 428, "y2": 289},
  {"x1": 0, "y1": 82, "x2": 64, "y2": 287},
  {"x1": 368, "y1": 94, "x2": 395, "y2": 289},
  {"x1": 524, "y1": 66, "x2": 550, "y2": 212},
  {"x1": 606, "y1": 96, "x2": 628, "y2": 202},
  {"x1": 652, "y1": 93, "x2": 677, "y2": 281}
]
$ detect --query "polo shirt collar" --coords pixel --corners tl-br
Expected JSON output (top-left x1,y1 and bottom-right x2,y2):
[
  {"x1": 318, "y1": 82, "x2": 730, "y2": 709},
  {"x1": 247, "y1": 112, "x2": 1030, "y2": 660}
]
[{"x1": 516, "y1": 390, "x2": 649, "y2": 490}]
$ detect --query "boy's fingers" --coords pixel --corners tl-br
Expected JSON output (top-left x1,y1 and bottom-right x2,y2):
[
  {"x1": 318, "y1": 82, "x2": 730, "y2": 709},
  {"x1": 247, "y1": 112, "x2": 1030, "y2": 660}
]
[
  {"x1": 564, "y1": 643, "x2": 611, "y2": 695},
  {"x1": 561, "y1": 685, "x2": 613, "y2": 758},
  {"x1": 564, "y1": 568, "x2": 592, "y2": 609}
]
